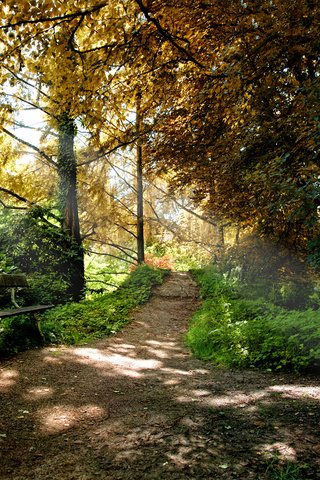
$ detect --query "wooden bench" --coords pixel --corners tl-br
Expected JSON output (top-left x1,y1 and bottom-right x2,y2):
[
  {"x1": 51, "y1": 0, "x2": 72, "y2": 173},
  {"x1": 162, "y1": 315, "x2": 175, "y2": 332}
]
[{"x1": 0, "y1": 273, "x2": 54, "y2": 340}]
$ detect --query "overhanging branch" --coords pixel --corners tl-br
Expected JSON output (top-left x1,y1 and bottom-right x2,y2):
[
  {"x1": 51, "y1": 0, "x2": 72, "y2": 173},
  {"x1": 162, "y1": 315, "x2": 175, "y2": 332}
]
[
  {"x1": 0, "y1": 186, "x2": 34, "y2": 205},
  {"x1": 2, "y1": 127, "x2": 57, "y2": 167}
]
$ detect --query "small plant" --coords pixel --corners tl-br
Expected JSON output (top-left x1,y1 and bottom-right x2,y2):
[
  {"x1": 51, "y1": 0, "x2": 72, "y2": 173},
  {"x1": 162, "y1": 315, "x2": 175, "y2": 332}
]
[
  {"x1": 146, "y1": 242, "x2": 211, "y2": 271},
  {"x1": 130, "y1": 253, "x2": 174, "y2": 271},
  {"x1": 265, "y1": 459, "x2": 306, "y2": 480}
]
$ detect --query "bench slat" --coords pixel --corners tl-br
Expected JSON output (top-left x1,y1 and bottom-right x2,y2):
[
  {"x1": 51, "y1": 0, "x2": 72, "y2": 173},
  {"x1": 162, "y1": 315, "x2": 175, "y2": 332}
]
[{"x1": 0, "y1": 305, "x2": 54, "y2": 318}]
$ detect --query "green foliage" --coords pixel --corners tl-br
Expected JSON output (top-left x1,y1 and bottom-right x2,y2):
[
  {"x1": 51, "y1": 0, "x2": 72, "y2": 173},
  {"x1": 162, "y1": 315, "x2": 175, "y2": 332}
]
[
  {"x1": 270, "y1": 280, "x2": 315, "y2": 310},
  {"x1": 0, "y1": 265, "x2": 166, "y2": 356},
  {"x1": 187, "y1": 266, "x2": 320, "y2": 373},
  {"x1": 0, "y1": 208, "x2": 77, "y2": 303},
  {"x1": 214, "y1": 237, "x2": 320, "y2": 310},
  {"x1": 244, "y1": 309, "x2": 320, "y2": 371},
  {"x1": 0, "y1": 253, "x2": 16, "y2": 273},
  {"x1": 307, "y1": 237, "x2": 320, "y2": 271},
  {"x1": 146, "y1": 242, "x2": 210, "y2": 271},
  {"x1": 217, "y1": 236, "x2": 307, "y2": 284},
  {"x1": 0, "y1": 315, "x2": 43, "y2": 357},
  {"x1": 84, "y1": 254, "x2": 129, "y2": 296},
  {"x1": 26, "y1": 273, "x2": 71, "y2": 305},
  {"x1": 192, "y1": 266, "x2": 238, "y2": 299},
  {"x1": 41, "y1": 264, "x2": 166, "y2": 345}
]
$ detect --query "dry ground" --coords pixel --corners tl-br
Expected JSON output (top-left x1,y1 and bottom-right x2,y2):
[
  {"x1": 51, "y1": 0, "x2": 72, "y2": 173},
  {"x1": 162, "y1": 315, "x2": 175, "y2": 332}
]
[{"x1": 0, "y1": 272, "x2": 320, "y2": 479}]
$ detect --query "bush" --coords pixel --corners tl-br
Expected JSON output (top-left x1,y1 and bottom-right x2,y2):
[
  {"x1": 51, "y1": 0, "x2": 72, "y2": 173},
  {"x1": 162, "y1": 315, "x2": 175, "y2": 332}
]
[
  {"x1": 26, "y1": 272, "x2": 71, "y2": 305},
  {"x1": 245, "y1": 309, "x2": 320, "y2": 371},
  {"x1": 145, "y1": 242, "x2": 211, "y2": 271},
  {"x1": 192, "y1": 266, "x2": 239, "y2": 299},
  {"x1": 0, "y1": 315, "x2": 43, "y2": 357},
  {"x1": 187, "y1": 266, "x2": 320, "y2": 372},
  {"x1": 41, "y1": 264, "x2": 167, "y2": 345}
]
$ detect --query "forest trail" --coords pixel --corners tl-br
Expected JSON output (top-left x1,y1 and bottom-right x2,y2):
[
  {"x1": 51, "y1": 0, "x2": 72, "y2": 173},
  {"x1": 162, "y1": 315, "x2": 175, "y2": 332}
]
[{"x1": 1, "y1": 272, "x2": 320, "y2": 480}]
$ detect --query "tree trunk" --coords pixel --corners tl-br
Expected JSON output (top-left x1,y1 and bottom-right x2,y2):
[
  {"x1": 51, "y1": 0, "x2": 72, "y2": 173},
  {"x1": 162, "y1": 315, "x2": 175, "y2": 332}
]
[
  {"x1": 218, "y1": 223, "x2": 225, "y2": 247},
  {"x1": 235, "y1": 225, "x2": 241, "y2": 245},
  {"x1": 136, "y1": 92, "x2": 145, "y2": 264},
  {"x1": 57, "y1": 112, "x2": 85, "y2": 301}
]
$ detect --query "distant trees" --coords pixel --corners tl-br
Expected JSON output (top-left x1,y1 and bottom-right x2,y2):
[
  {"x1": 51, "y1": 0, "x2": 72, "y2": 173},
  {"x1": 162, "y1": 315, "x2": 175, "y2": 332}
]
[{"x1": 0, "y1": 0, "x2": 319, "y2": 297}]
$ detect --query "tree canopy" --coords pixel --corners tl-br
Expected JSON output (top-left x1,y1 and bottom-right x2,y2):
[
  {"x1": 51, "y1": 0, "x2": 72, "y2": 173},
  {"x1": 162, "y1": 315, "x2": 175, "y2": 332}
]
[{"x1": 0, "y1": 0, "x2": 319, "y2": 279}]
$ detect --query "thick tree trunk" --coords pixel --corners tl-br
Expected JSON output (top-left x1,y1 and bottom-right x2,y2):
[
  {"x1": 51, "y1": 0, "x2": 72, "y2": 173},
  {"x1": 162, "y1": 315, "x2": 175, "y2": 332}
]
[
  {"x1": 57, "y1": 112, "x2": 85, "y2": 301},
  {"x1": 136, "y1": 92, "x2": 145, "y2": 264}
]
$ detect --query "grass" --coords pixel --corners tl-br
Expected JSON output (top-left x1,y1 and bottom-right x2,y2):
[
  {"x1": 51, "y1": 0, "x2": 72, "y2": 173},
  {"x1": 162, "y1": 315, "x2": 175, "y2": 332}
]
[{"x1": 264, "y1": 459, "x2": 307, "y2": 480}]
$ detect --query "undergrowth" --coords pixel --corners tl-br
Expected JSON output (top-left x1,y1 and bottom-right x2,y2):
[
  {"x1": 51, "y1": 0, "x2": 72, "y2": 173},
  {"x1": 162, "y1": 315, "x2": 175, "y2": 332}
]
[
  {"x1": 0, "y1": 265, "x2": 167, "y2": 357},
  {"x1": 187, "y1": 266, "x2": 320, "y2": 373}
]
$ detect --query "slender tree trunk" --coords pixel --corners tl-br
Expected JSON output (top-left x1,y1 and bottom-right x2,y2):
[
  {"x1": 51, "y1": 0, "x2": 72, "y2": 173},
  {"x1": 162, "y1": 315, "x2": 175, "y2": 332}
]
[
  {"x1": 235, "y1": 225, "x2": 241, "y2": 245},
  {"x1": 136, "y1": 92, "x2": 145, "y2": 264},
  {"x1": 57, "y1": 112, "x2": 85, "y2": 301},
  {"x1": 217, "y1": 223, "x2": 225, "y2": 247}
]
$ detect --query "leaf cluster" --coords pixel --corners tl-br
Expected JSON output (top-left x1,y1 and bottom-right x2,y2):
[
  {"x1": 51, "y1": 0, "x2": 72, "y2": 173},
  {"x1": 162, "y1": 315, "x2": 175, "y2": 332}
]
[
  {"x1": 0, "y1": 208, "x2": 81, "y2": 303},
  {"x1": 140, "y1": 0, "x2": 320, "y2": 254}
]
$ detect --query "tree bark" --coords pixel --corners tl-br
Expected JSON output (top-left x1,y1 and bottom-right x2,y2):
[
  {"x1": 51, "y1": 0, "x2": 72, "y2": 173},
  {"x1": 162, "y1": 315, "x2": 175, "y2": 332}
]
[
  {"x1": 57, "y1": 112, "x2": 85, "y2": 301},
  {"x1": 136, "y1": 92, "x2": 145, "y2": 264}
]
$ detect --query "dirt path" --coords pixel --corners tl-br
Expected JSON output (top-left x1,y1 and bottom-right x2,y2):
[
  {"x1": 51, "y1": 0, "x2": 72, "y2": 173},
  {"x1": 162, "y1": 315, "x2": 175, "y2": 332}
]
[{"x1": 0, "y1": 272, "x2": 320, "y2": 479}]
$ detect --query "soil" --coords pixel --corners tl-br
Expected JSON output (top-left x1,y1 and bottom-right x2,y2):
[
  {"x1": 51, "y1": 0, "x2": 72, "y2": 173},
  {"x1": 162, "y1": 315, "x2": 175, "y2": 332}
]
[{"x1": 0, "y1": 272, "x2": 320, "y2": 480}]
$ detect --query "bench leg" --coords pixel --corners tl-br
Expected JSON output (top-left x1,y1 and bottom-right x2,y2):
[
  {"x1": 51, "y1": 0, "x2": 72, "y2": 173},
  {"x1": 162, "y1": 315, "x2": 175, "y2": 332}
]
[{"x1": 31, "y1": 313, "x2": 45, "y2": 343}]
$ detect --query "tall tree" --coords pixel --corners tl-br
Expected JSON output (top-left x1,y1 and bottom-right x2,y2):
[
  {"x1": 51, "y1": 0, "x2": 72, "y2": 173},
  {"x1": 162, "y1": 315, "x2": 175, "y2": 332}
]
[
  {"x1": 56, "y1": 112, "x2": 84, "y2": 299},
  {"x1": 136, "y1": 91, "x2": 145, "y2": 264}
]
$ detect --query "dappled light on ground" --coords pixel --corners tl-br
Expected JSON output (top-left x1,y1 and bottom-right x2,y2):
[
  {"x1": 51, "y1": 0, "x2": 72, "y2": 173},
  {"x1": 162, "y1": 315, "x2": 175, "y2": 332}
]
[
  {"x1": 73, "y1": 347, "x2": 163, "y2": 378},
  {"x1": 0, "y1": 369, "x2": 19, "y2": 391},
  {"x1": 38, "y1": 404, "x2": 104, "y2": 434},
  {"x1": 257, "y1": 442, "x2": 297, "y2": 462},
  {"x1": 24, "y1": 386, "x2": 54, "y2": 401},
  {"x1": 268, "y1": 385, "x2": 320, "y2": 399},
  {"x1": 180, "y1": 390, "x2": 267, "y2": 408}
]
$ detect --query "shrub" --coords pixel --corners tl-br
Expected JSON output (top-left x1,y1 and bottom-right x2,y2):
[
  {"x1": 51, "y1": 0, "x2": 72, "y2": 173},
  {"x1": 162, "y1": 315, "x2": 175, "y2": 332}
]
[
  {"x1": 187, "y1": 266, "x2": 320, "y2": 372},
  {"x1": 192, "y1": 266, "x2": 239, "y2": 299},
  {"x1": 244, "y1": 309, "x2": 320, "y2": 371},
  {"x1": 26, "y1": 272, "x2": 71, "y2": 305},
  {"x1": 145, "y1": 253, "x2": 175, "y2": 270},
  {"x1": 41, "y1": 264, "x2": 167, "y2": 345},
  {"x1": 130, "y1": 254, "x2": 174, "y2": 271},
  {"x1": 0, "y1": 315, "x2": 43, "y2": 357},
  {"x1": 145, "y1": 242, "x2": 211, "y2": 271}
]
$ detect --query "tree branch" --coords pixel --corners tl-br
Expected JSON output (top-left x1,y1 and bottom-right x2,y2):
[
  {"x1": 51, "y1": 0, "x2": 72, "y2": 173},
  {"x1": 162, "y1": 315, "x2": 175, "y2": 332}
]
[
  {"x1": 1, "y1": 127, "x2": 57, "y2": 167},
  {"x1": 0, "y1": 199, "x2": 27, "y2": 210},
  {"x1": 1, "y1": 3, "x2": 108, "y2": 29},
  {"x1": 0, "y1": 186, "x2": 34, "y2": 205},
  {"x1": 85, "y1": 279, "x2": 119, "y2": 288},
  {"x1": 87, "y1": 250, "x2": 136, "y2": 264},
  {"x1": 134, "y1": 0, "x2": 226, "y2": 77},
  {"x1": 3, "y1": 66, "x2": 54, "y2": 103},
  {"x1": 78, "y1": 137, "x2": 139, "y2": 166},
  {"x1": 89, "y1": 239, "x2": 137, "y2": 260}
]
